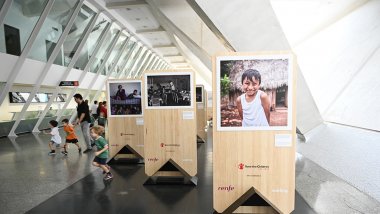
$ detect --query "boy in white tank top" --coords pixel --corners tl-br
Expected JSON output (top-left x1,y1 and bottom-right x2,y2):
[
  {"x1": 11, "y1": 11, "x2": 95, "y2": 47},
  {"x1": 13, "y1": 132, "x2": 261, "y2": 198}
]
[{"x1": 236, "y1": 69, "x2": 270, "y2": 127}]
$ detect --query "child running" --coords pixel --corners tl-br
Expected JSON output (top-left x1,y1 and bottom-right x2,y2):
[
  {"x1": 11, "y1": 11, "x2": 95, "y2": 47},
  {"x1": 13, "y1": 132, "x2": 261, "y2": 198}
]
[
  {"x1": 45, "y1": 120, "x2": 62, "y2": 156},
  {"x1": 61, "y1": 119, "x2": 82, "y2": 155},
  {"x1": 90, "y1": 125, "x2": 113, "y2": 180}
]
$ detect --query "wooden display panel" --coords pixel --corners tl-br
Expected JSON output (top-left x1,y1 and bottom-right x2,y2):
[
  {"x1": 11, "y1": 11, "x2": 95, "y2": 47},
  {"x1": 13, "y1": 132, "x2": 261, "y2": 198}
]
[
  {"x1": 213, "y1": 52, "x2": 296, "y2": 213},
  {"x1": 196, "y1": 85, "x2": 207, "y2": 142},
  {"x1": 143, "y1": 70, "x2": 197, "y2": 178},
  {"x1": 106, "y1": 79, "x2": 144, "y2": 159}
]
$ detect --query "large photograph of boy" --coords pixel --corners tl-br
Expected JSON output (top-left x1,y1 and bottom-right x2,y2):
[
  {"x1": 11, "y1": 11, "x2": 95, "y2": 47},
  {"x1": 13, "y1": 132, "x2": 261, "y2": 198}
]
[
  {"x1": 145, "y1": 73, "x2": 193, "y2": 109},
  {"x1": 216, "y1": 55, "x2": 293, "y2": 131},
  {"x1": 107, "y1": 80, "x2": 142, "y2": 117}
]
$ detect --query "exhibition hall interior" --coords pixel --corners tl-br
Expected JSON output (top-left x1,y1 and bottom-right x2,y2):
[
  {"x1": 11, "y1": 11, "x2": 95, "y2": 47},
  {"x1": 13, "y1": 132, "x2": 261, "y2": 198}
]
[{"x1": 1, "y1": 0, "x2": 380, "y2": 213}]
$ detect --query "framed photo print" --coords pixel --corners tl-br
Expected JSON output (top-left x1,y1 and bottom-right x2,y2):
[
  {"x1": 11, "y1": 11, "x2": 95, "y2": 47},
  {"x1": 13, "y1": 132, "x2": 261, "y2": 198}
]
[
  {"x1": 216, "y1": 54, "x2": 293, "y2": 131},
  {"x1": 107, "y1": 80, "x2": 143, "y2": 117},
  {"x1": 196, "y1": 85, "x2": 204, "y2": 103},
  {"x1": 145, "y1": 72, "x2": 193, "y2": 109}
]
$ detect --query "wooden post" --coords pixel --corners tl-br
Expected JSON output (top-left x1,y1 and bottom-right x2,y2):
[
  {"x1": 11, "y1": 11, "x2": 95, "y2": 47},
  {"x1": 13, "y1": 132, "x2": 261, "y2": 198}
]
[
  {"x1": 106, "y1": 79, "x2": 144, "y2": 160},
  {"x1": 143, "y1": 70, "x2": 197, "y2": 183},
  {"x1": 213, "y1": 52, "x2": 296, "y2": 213}
]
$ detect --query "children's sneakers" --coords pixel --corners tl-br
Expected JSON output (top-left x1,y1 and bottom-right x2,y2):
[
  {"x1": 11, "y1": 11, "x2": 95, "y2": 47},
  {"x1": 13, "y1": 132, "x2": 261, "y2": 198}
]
[
  {"x1": 78, "y1": 148, "x2": 82, "y2": 153},
  {"x1": 104, "y1": 172, "x2": 113, "y2": 181},
  {"x1": 48, "y1": 151, "x2": 56, "y2": 156},
  {"x1": 61, "y1": 151, "x2": 68, "y2": 155}
]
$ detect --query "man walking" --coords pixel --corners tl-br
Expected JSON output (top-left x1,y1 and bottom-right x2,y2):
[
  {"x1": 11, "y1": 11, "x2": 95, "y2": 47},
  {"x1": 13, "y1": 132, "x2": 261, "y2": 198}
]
[
  {"x1": 73, "y1": 94, "x2": 92, "y2": 153},
  {"x1": 91, "y1": 100, "x2": 98, "y2": 120}
]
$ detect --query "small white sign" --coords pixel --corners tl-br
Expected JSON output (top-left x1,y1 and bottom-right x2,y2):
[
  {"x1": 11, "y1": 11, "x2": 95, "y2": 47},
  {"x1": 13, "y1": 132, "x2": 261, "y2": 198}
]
[
  {"x1": 275, "y1": 134, "x2": 292, "y2": 147},
  {"x1": 197, "y1": 103, "x2": 204, "y2": 109},
  {"x1": 136, "y1": 144, "x2": 144, "y2": 147},
  {"x1": 136, "y1": 118, "x2": 144, "y2": 126},
  {"x1": 182, "y1": 159, "x2": 193, "y2": 162},
  {"x1": 183, "y1": 111, "x2": 194, "y2": 120}
]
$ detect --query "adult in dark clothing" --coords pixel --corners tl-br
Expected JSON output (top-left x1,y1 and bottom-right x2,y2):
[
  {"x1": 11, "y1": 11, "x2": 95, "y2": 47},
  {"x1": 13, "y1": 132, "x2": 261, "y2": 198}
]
[{"x1": 73, "y1": 93, "x2": 92, "y2": 153}]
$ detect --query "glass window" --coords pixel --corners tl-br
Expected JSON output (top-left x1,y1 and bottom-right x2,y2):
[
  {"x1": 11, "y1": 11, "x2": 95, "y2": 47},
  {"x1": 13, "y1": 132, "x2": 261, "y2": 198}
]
[
  {"x1": 123, "y1": 45, "x2": 144, "y2": 77},
  {"x1": 0, "y1": 0, "x2": 5, "y2": 10},
  {"x1": 0, "y1": 0, "x2": 49, "y2": 56},
  {"x1": 74, "y1": 14, "x2": 110, "y2": 70},
  {"x1": 28, "y1": 0, "x2": 80, "y2": 62},
  {"x1": 89, "y1": 23, "x2": 120, "y2": 73},
  {"x1": 100, "y1": 34, "x2": 128, "y2": 75},
  {"x1": 53, "y1": 4, "x2": 96, "y2": 66},
  {"x1": 110, "y1": 40, "x2": 136, "y2": 77}
]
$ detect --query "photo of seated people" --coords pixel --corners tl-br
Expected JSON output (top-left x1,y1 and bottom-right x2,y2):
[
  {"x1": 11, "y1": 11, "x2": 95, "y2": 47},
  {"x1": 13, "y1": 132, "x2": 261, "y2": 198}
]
[
  {"x1": 108, "y1": 82, "x2": 142, "y2": 116},
  {"x1": 147, "y1": 74, "x2": 191, "y2": 107}
]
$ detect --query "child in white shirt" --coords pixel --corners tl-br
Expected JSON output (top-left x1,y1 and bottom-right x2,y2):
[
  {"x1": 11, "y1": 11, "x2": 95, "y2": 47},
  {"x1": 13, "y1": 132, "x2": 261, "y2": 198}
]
[{"x1": 45, "y1": 120, "x2": 62, "y2": 155}]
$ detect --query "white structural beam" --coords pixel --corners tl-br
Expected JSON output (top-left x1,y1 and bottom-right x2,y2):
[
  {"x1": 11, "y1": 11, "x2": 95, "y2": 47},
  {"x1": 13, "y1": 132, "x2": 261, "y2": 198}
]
[
  {"x1": 0, "y1": 0, "x2": 55, "y2": 108},
  {"x1": 129, "y1": 49, "x2": 148, "y2": 78},
  {"x1": 115, "y1": 42, "x2": 138, "y2": 79},
  {"x1": 136, "y1": 26, "x2": 165, "y2": 34},
  {"x1": 120, "y1": 46, "x2": 144, "y2": 78},
  {"x1": 136, "y1": 53, "x2": 155, "y2": 77},
  {"x1": 92, "y1": 36, "x2": 131, "y2": 102},
  {"x1": 106, "y1": 0, "x2": 147, "y2": 9},
  {"x1": 55, "y1": 22, "x2": 113, "y2": 121},
  {"x1": 152, "y1": 44, "x2": 176, "y2": 49},
  {"x1": 133, "y1": 52, "x2": 152, "y2": 78},
  {"x1": 0, "y1": 0, "x2": 12, "y2": 26},
  {"x1": 163, "y1": 53, "x2": 181, "y2": 57},
  {"x1": 33, "y1": 12, "x2": 101, "y2": 133},
  {"x1": 69, "y1": 29, "x2": 123, "y2": 122},
  {"x1": 9, "y1": 0, "x2": 85, "y2": 137}
]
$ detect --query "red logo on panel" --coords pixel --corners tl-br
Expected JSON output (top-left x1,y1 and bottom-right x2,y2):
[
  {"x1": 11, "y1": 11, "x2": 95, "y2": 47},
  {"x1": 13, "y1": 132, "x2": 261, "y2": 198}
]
[{"x1": 238, "y1": 163, "x2": 245, "y2": 170}]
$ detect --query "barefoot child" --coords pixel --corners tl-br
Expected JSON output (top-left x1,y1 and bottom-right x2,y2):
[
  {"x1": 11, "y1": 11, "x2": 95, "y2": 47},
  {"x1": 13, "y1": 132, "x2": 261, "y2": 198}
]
[
  {"x1": 45, "y1": 120, "x2": 62, "y2": 155},
  {"x1": 61, "y1": 119, "x2": 82, "y2": 155},
  {"x1": 90, "y1": 125, "x2": 113, "y2": 180}
]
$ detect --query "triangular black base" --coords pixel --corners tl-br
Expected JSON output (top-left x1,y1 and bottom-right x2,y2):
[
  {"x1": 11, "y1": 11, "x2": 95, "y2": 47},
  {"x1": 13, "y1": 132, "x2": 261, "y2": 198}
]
[
  {"x1": 109, "y1": 145, "x2": 144, "y2": 164},
  {"x1": 213, "y1": 187, "x2": 278, "y2": 214},
  {"x1": 197, "y1": 135, "x2": 205, "y2": 143},
  {"x1": 144, "y1": 160, "x2": 197, "y2": 186}
]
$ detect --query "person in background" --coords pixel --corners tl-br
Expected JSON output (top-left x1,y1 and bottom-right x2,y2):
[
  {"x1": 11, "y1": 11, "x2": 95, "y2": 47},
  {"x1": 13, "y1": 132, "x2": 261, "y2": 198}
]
[
  {"x1": 101, "y1": 101, "x2": 108, "y2": 119},
  {"x1": 91, "y1": 100, "x2": 99, "y2": 120},
  {"x1": 73, "y1": 94, "x2": 93, "y2": 153}
]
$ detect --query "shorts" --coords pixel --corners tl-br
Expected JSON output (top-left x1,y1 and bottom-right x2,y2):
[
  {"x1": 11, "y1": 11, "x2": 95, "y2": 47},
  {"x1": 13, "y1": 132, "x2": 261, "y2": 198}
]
[
  {"x1": 93, "y1": 156, "x2": 107, "y2": 165},
  {"x1": 66, "y1": 138, "x2": 79, "y2": 144},
  {"x1": 50, "y1": 141, "x2": 61, "y2": 148}
]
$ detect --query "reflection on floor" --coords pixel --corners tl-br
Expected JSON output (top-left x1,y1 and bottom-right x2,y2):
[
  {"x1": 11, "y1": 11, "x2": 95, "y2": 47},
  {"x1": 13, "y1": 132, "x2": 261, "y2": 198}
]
[
  {"x1": 27, "y1": 130, "x2": 314, "y2": 214},
  {"x1": 0, "y1": 125, "x2": 378, "y2": 213}
]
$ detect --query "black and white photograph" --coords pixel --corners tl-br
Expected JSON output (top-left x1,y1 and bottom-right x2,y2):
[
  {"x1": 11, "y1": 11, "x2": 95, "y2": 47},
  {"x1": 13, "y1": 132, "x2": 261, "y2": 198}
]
[
  {"x1": 216, "y1": 54, "x2": 293, "y2": 131},
  {"x1": 196, "y1": 86, "x2": 203, "y2": 103},
  {"x1": 145, "y1": 72, "x2": 193, "y2": 109},
  {"x1": 107, "y1": 80, "x2": 142, "y2": 117}
]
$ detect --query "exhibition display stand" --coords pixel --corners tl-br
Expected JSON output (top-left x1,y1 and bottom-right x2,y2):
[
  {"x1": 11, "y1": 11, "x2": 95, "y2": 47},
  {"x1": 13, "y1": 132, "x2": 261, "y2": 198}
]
[
  {"x1": 143, "y1": 70, "x2": 197, "y2": 185},
  {"x1": 213, "y1": 52, "x2": 296, "y2": 213},
  {"x1": 107, "y1": 79, "x2": 144, "y2": 162}
]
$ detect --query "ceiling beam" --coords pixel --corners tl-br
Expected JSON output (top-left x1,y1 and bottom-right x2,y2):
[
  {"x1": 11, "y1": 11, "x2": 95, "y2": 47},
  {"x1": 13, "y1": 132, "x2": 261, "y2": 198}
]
[
  {"x1": 106, "y1": 0, "x2": 148, "y2": 9},
  {"x1": 163, "y1": 53, "x2": 182, "y2": 57},
  {"x1": 170, "y1": 60, "x2": 186, "y2": 63},
  {"x1": 152, "y1": 44, "x2": 176, "y2": 48},
  {"x1": 136, "y1": 26, "x2": 165, "y2": 34}
]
